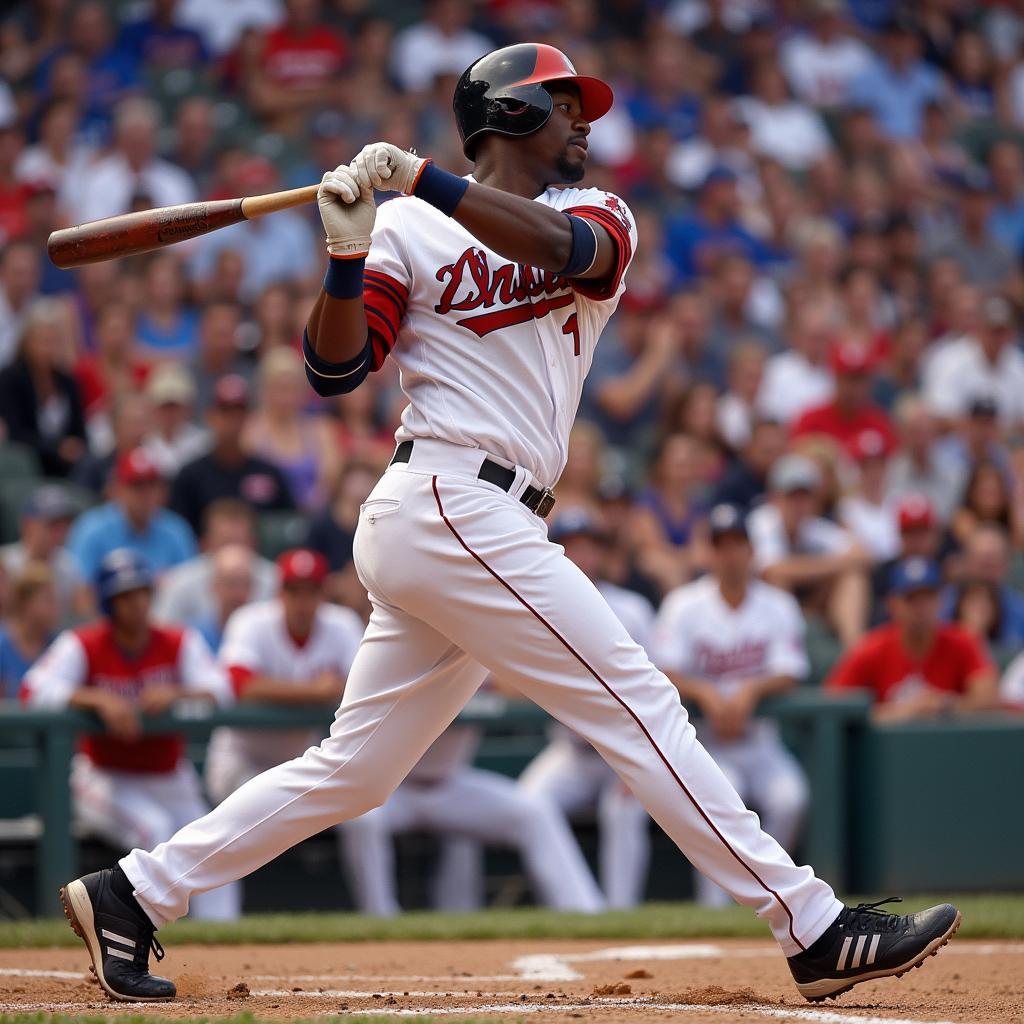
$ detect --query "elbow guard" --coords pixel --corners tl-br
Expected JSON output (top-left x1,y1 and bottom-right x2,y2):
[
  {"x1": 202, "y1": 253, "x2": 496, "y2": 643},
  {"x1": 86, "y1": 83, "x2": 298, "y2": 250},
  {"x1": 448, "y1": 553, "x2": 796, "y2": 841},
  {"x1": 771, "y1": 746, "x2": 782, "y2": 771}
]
[{"x1": 302, "y1": 328, "x2": 371, "y2": 396}]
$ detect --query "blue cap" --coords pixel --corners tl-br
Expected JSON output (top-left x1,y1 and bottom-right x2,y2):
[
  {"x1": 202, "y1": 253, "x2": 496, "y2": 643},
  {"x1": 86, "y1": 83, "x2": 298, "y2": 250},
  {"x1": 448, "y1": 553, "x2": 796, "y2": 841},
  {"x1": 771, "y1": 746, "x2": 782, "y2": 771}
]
[
  {"x1": 702, "y1": 164, "x2": 738, "y2": 189},
  {"x1": 708, "y1": 503, "x2": 749, "y2": 542},
  {"x1": 550, "y1": 508, "x2": 605, "y2": 544},
  {"x1": 889, "y1": 557, "x2": 942, "y2": 596},
  {"x1": 22, "y1": 484, "x2": 77, "y2": 521}
]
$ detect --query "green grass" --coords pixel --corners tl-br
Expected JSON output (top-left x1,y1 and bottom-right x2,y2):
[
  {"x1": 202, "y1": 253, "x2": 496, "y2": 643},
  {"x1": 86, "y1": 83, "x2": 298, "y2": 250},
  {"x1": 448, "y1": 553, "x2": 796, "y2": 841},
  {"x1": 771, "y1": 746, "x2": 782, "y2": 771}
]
[{"x1": 1, "y1": 895, "x2": 1023, "y2": 949}]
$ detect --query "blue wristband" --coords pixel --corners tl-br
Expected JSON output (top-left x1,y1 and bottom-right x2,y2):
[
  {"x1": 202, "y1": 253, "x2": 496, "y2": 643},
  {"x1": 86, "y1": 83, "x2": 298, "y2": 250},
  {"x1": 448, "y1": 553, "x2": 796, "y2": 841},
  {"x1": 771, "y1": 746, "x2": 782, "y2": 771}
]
[
  {"x1": 413, "y1": 162, "x2": 469, "y2": 216},
  {"x1": 324, "y1": 255, "x2": 365, "y2": 300}
]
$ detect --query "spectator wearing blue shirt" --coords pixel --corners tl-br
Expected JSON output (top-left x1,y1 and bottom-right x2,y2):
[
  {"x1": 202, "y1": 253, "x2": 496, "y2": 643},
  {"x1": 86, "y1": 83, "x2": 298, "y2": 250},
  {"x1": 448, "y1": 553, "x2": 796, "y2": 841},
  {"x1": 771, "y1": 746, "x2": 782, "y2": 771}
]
[
  {"x1": 988, "y1": 142, "x2": 1024, "y2": 257},
  {"x1": 116, "y1": 0, "x2": 209, "y2": 73},
  {"x1": 0, "y1": 562, "x2": 59, "y2": 701},
  {"x1": 665, "y1": 166, "x2": 776, "y2": 284},
  {"x1": 67, "y1": 448, "x2": 197, "y2": 582},
  {"x1": 847, "y1": 16, "x2": 944, "y2": 139},
  {"x1": 625, "y1": 37, "x2": 701, "y2": 140}
]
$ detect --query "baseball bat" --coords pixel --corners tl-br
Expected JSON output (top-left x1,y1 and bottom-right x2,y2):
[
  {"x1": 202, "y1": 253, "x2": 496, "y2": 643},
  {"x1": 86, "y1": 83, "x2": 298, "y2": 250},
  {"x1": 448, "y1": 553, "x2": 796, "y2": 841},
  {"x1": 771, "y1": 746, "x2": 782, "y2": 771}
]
[{"x1": 46, "y1": 183, "x2": 321, "y2": 269}]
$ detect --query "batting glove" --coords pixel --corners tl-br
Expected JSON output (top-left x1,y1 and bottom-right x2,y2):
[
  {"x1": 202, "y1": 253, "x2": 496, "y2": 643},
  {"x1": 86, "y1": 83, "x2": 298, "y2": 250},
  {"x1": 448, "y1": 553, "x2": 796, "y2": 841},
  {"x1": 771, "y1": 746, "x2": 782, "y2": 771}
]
[
  {"x1": 350, "y1": 142, "x2": 427, "y2": 195},
  {"x1": 318, "y1": 165, "x2": 376, "y2": 258}
]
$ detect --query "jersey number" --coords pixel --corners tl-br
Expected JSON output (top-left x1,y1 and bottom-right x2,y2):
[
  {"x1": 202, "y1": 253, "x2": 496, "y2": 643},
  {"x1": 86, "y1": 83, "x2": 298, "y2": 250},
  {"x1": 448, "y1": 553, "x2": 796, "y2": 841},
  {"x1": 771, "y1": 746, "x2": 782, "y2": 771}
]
[{"x1": 562, "y1": 313, "x2": 580, "y2": 357}]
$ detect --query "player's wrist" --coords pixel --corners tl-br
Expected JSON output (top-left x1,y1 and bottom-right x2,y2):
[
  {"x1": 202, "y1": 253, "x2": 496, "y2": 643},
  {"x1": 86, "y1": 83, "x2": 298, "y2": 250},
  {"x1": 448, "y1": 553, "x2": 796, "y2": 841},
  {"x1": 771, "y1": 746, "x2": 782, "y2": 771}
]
[
  {"x1": 412, "y1": 161, "x2": 469, "y2": 216},
  {"x1": 323, "y1": 253, "x2": 365, "y2": 299}
]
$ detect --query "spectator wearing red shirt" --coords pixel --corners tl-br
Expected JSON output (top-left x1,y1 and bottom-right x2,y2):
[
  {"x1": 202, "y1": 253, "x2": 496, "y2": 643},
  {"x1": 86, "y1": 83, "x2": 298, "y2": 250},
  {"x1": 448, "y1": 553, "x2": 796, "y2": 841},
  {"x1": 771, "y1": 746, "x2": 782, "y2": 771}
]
[
  {"x1": 827, "y1": 556, "x2": 999, "y2": 722},
  {"x1": 791, "y1": 341, "x2": 898, "y2": 458},
  {"x1": 249, "y1": 0, "x2": 347, "y2": 131}
]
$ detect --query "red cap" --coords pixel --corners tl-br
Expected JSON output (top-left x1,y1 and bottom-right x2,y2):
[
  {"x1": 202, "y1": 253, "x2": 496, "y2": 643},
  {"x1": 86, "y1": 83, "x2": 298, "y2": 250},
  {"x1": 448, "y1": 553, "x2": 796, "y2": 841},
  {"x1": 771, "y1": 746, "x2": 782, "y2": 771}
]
[
  {"x1": 831, "y1": 342, "x2": 876, "y2": 376},
  {"x1": 116, "y1": 447, "x2": 162, "y2": 484},
  {"x1": 214, "y1": 374, "x2": 250, "y2": 407},
  {"x1": 277, "y1": 548, "x2": 328, "y2": 587},
  {"x1": 850, "y1": 428, "x2": 888, "y2": 462},
  {"x1": 897, "y1": 494, "x2": 936, "y2": 531}
]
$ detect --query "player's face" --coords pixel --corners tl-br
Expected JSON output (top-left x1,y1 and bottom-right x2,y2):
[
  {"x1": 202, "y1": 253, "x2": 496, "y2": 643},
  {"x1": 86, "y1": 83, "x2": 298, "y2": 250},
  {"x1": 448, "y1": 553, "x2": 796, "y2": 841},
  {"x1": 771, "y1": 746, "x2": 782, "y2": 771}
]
[
  {"x1": 892, "y1": 587, "x2": 940, "y2": 634},
  {"x1": 710, "y1": 532, "x2": 752, "y2": 582},
  {"x1": 110, "y1": 587, "x2": 152, "y2": 633},
  {"x1": 281, "y1": 581, "x2": 322, "y2": 637},
  {"x1": 532, "y1": 85, "x2": 591, "y2": 184}
]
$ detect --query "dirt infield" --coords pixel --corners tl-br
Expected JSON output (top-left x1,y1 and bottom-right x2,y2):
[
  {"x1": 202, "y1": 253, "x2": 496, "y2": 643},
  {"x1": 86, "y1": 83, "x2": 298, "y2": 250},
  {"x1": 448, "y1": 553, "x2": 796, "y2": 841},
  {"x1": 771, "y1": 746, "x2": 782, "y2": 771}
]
[{"x1": 0, "y1": 937, "x2": 1021, "y2": 1022}]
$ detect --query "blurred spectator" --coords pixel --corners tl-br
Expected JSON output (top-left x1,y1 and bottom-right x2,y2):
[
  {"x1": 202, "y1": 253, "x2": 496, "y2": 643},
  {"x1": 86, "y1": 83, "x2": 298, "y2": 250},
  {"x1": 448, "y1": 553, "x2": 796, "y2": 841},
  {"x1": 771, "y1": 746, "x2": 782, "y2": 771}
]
[
  {"x1": 72, "y1": 393, "x2": 151, "y2": 496},
  {"x1": 706, "y1": 256, "x2": 779, "y2": 357},
  {"x1": 0, "y1": 562, "x2": 58, "y2": 700},
  {"x1": 0, "y1": 240, "x2": 42, "y2": 367},
  {"x1": 988, "y1": 142, "x2": 1024, "y2": 257},
  {"x1": 62, "y1": 97, "x2": 195, "y2": 224},
  {"x1": 169, "y1": 375, "x2": 294, "y2": 534},
  {"x1": 22, "y1": 547, "x2": 238, "y2": 919},
  {"x1": 749, "y1": 453, "x2": 869, "y2": 647},
  {"x1": 848, "y1": 15, "x2": 944, "y2": 139},
  {"x1": 628, "y1": 434, "x2": 708, "y2": 595},
  {"x1": 188, "y1": 301, "x2": 251, "y2": 417},
  {"x1": 136, "y1": 255, "x2": 199, "y2": 359},
  {"x1": 551, "y1": 423, "x2": 605, "y2": 512},
  {"x1": 0, "y1": 484, "x2": 92, "y2": 624},
  {"x1": 838, "y1": 429, "x2": 900, "y2": 561},
  {"x1": 666, "y1": 94, "x2": 757, "y2": 194},
  {"x1": 712, "y1": 417, "x2": 786, "y2": 510},
  {"x1": 998, "y1": 646, "x2": 1024, "y2": 710},
  {"x1": 243, "y1": 347, "x2": 339, "y2": 512},
  {"x1": 67, "y1": 448, "x2": 196, "y2": 580},
  {"x1": 170, "y1": 98, "x2": 217, "y2": 195},
  {"x1": 188, "y1": 157, "x2": 318, "y2": 301},
  {"x1": 142, "y1": 363, "x2": 209, "y2": 477},
  {"x1": 176, "y1": 0, "x2": 282, "y2": 55},
  {"x1": 941, "y1": 523, "x2": 1024, "y2": 649},
  {"x1": 0, "y1": 299, "x2": 87, "y2": 476},
  {"x1": 736, "y1": 59, "x2": 832, "y2": 172},
  {"x1": 884, "y1": 394, "x2": 963, "y2": 522},
  {"x1": 716, "y1": 340, "x2": 767, "y2": 451},
  {"x1": 948, "y1": 460, "x2": 1024, "y2": 553},
  {"x1": 330, "y1": 382, "x2": 395, "y2": 469},
  {"x1": 654, "y1": 502, "x2": 809, "y2": 906},
  {"x1": 934, "y1": 171, "x2": 1016, "y2": 288},
  {"x1": 923, "y1": 295, "x2": 1024, "y2": 426},
  {"x1": 305, "y1": 460, "x2": 376, "y2": 615},
  {"x1": 190, "y1": 543, "x2": 255, "y2": 652},
  {"x1": 664, "y1": 166, "x2": 775, "y2": 284},
  {"x1": 757, "y1": 303, "x2": 835, "y2": 424},
  {"x1": 827, "y1": 557, "x2": 999, "y2": 722},
  {"x1": 13, "y1": 97, "x2": 91, "y2": 194},
  {"x1": 792, "y1": 342, "x2": 897, "y2": 458},
  {"x1": 392, "y1": 0, "x2": 491, "y2": 95},
  {"x1": 116, "y1": 0, "x2": 208, "y2": 73},
  {"x1": 780, "y1": 0, "x2": 873, "y2": 109},
  {"x1": 247, "y1": 0, "x2": 347, "y2": 132},
  {"x1": 154, "y1": 498, "x2": 277, "y2": 627}
]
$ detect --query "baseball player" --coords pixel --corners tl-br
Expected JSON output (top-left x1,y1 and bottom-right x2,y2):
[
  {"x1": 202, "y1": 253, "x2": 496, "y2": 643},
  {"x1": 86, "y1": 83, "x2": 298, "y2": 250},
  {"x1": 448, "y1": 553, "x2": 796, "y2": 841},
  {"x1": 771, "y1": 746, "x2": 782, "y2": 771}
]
[
  {"x1": 518, "y1": 508, "x2": 653, "y2": 908},
  {"x1": 653, "y1": 504, "x2": 811, "y2": 907},
  {"x1": 23, "y1": 549, "x2": 239, "y2": 921},
  {"x1": 63, "y1": 44, "x2": 959, "y2": 1005}
]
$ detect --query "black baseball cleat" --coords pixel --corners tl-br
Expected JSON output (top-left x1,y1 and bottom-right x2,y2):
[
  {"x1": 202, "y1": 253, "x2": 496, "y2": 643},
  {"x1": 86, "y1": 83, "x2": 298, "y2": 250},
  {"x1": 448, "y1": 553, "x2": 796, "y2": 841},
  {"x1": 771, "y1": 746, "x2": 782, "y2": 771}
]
[
  {"x1": 59, "y1": 868, "x2": 176, "y2": 1002},
  {"x1": 788, "y1": 897, "x2": 961, "y2": 1002}
]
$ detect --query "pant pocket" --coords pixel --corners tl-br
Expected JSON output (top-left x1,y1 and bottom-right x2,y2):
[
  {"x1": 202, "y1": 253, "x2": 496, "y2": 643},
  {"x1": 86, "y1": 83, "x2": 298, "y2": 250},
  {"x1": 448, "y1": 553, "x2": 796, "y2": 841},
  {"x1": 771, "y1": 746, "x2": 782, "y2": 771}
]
[{"x1": 359, "y1": 498, "x2": 402, "y2": 524}]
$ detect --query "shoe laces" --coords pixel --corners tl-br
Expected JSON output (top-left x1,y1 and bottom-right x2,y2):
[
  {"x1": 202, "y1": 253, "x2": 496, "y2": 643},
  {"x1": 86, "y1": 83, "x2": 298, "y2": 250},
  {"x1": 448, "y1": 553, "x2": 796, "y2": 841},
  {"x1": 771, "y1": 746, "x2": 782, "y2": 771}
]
[{"x1": 845, "y1": 896, "x2": 904, "y2": 933}]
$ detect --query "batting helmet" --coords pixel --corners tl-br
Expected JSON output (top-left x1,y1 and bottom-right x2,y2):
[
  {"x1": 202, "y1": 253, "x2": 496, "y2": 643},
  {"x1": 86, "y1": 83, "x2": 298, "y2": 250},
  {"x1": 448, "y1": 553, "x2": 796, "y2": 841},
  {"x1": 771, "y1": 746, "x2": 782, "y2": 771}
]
[
  {"x1": 453, "y1": 43, "x2": 613, "y2": 159},
  {"x1": 96, "y1": 548, "x2": 155, "y2": 617}
]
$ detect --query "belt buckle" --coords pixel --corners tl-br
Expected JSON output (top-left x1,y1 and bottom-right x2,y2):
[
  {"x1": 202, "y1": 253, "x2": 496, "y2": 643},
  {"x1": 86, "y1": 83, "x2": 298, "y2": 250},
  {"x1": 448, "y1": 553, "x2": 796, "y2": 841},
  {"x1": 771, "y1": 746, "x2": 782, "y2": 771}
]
[{"x1": 535, "y1": 488, "x2": 556, "y2": 519}]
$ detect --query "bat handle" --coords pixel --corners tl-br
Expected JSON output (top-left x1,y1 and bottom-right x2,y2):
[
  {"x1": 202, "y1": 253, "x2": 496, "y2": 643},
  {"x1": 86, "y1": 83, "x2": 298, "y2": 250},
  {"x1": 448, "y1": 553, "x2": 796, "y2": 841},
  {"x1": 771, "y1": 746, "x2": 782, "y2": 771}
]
[{"x1": 241, "y1": 183, "x2": 321, "y2": 220}]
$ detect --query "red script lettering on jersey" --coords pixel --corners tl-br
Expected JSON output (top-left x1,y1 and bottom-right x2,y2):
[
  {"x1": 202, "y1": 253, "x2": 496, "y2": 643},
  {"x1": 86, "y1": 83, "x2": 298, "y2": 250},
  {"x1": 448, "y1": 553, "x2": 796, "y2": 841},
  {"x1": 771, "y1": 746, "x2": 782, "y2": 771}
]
[{"x1": 435, "y1": 248, "x2": 574, "y2": 338}]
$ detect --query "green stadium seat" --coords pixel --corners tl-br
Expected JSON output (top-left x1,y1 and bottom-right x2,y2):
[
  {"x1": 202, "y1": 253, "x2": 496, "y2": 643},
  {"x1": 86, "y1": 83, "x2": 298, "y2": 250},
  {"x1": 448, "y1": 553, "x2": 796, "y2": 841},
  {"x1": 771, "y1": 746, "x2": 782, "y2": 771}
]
[
  {"x1": 257, "y1": 511, "x2": 308, "y2": 560},
  {"x1": 0, "y1": 443, "x2": 40, "y2": 481},
  {"x1": 805, "y1": 615, "x2": 842, "y2": 687}
]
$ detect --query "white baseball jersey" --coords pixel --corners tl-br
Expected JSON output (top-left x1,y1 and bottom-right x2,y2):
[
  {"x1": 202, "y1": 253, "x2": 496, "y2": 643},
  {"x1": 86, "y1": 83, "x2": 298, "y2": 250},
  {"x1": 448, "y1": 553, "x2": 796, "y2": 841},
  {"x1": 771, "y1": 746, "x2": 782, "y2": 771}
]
[
  {"x1": 212, "y1": 599, "x2": 364, "y2": 770},
  {"x1": 748, "y1": 503, "x2": 855, "y2": 573},
  {"x1": 362, "y1": 180, "x2": 637, "y2": 487},
  {"x1": 653, "y1": 576, "x2": 809, "y2": 695}
]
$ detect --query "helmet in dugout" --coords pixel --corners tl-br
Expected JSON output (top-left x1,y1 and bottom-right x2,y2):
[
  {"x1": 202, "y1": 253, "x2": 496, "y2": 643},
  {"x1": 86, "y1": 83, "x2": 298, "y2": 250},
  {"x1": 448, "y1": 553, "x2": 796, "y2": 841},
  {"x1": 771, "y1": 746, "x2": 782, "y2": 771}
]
[{"x1": 96, "y1": 548, "x2": 155, "y2": 617}]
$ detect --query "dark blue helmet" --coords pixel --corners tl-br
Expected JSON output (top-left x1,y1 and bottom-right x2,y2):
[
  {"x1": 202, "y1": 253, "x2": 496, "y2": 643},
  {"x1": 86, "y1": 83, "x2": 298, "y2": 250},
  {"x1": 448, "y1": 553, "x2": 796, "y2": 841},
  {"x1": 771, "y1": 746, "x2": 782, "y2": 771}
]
[{"x1": 96, "y1": 548, "x2": 154, "y2": 617}]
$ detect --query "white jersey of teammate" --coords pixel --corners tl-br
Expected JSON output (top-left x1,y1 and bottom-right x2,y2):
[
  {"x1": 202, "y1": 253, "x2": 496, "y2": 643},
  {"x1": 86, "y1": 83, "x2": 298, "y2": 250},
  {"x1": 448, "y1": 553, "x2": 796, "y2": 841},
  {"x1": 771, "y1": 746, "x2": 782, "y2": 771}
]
[
  {"x1": 205, "y1": 599, "x2": 364, "y2": 797},
  {"x1": 368, "y1": 180, "x2": 636, "y2": 487},
  {"x1": 653, "y1": 575, "x2": 811, "y2": 906}
]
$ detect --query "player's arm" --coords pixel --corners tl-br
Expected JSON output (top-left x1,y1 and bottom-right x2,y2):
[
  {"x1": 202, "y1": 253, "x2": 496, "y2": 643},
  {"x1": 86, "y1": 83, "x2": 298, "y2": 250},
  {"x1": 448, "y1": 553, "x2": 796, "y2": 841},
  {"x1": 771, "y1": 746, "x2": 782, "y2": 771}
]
[
  {"x1": 349, "y1": 142, "x2": 629, "y2": 284},
  {"x1": 228, "y1": 666, "x2": 345, "y2": 705}
]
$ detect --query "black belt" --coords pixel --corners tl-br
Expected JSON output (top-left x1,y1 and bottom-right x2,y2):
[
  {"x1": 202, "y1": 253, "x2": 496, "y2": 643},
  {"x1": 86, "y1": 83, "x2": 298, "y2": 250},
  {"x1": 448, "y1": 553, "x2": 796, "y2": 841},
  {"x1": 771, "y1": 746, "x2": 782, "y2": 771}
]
[{"x1": 390, "y1": 440, "x2": 556, "y2": 519}]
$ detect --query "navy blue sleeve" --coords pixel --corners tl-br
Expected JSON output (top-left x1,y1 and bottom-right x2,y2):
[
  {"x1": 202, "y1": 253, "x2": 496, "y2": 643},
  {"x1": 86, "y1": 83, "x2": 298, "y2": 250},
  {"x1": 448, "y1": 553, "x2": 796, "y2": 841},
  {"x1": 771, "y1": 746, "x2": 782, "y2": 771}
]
[{"x1": 302, "y1": 329, "x2": 372, "y2": 397}]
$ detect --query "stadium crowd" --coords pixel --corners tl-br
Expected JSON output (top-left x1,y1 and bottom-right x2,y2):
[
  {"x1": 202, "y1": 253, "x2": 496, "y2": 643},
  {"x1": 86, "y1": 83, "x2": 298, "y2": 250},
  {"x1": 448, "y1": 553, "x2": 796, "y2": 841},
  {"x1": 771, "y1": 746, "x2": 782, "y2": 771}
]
[{"x1": 1, "y1": 0, "x2": 1024, "y2": 912}]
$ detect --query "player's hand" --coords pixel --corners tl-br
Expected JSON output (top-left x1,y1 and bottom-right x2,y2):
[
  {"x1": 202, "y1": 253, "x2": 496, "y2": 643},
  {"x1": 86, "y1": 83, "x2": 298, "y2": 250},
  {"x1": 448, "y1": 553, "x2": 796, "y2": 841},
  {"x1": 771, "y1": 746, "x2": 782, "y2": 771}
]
[
  {"x1": 95, "y1": 692, "x2": 142, "y2": 741},
  {"x1": 139, "y1": 683, "x2": 184, "y2": 716},
  {"x1": 715, "y1": 686, "x2": 758, "y2": 741},
  {"x1": 350, "y1": 142, "x2": 426, "y2": 195},
  {"x1": 309, "y1": 670, "x2": 346, "y2": 704},
  {"x1": 318, "y1": 164, "x2": 375, "y2": 258}
]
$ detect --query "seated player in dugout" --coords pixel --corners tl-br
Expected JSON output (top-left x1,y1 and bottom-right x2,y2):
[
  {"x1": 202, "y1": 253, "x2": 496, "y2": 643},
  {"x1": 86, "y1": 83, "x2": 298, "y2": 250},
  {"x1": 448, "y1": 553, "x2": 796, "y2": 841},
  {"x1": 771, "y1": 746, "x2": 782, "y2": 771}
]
[{"x1": 61, "y1": 44, "x2": 961, "y2": 1007}]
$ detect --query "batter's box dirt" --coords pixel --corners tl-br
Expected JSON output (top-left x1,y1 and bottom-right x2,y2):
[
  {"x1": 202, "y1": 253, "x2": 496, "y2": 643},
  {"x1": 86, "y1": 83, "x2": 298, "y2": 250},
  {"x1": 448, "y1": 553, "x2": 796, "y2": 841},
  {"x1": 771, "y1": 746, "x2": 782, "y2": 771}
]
[{"x1": 0, "y1": 938, "x2": 1021, "y2": 1023}]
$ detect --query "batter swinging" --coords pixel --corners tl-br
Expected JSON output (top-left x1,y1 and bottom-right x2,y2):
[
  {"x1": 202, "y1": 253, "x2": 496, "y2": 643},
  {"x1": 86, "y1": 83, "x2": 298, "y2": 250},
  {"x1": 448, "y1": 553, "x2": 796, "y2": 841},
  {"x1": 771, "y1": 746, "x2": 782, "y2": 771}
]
[{"x1": 61, "y1": 44, "x2": 960, "y2": 1005}]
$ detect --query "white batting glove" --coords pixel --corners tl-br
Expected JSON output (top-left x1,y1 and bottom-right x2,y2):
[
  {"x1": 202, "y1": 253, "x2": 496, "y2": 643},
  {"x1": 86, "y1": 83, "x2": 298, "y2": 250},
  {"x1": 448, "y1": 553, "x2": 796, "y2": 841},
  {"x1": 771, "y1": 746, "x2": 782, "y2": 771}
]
[
  {"x1": 350, "y1": 142, "x2": 426, "y2": 195},
  {"x1": 318, "y1": 165, "x2": 376, "y2": 257}
]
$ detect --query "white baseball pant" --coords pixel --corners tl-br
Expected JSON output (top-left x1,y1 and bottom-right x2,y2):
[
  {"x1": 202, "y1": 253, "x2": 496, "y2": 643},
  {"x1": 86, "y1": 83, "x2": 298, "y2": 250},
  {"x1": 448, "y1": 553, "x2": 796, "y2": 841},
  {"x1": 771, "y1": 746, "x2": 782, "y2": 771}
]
[{"x1": 121, "y1": 441, "x2": 842, "y2": 954}]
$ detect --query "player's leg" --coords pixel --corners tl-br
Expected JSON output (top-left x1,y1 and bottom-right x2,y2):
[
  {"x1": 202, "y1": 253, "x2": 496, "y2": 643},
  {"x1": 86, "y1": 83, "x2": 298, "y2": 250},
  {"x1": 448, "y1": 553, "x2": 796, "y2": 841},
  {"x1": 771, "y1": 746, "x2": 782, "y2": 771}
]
[
  {"x1": 740, "y1": 732, "x2": 811, "y2": 853},
  {"x1": 432, "y1": 837, "x2": 484, "y2": 911},
  {"x1": 518, "y1": 735, "x2": 606, "y2": 817},
  {"x1": 336, "y1": 788, "x2": 416, "y2": 916},
  {"x1": 596, "y1": 779, "x2": 650, "y2": 908},
  {"x1": 115, "y1": 599, "x2": 488, "y2": 927},
  {"x1": 414, "y1": 767, "x2": 605, "y2": 912},
  {"x1": 688, "y1": 746, "x2": 745, "y2": 908},
  {"x1": 401, "y1": 476, "x2": 841, "y2": 954}
]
